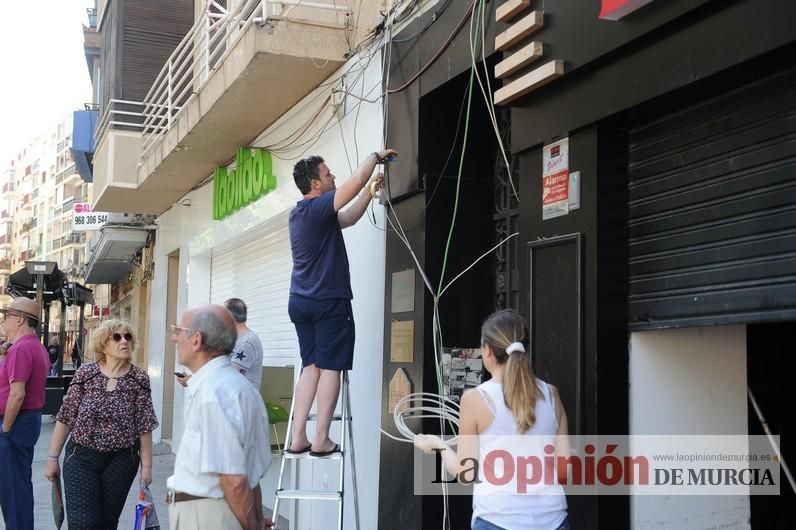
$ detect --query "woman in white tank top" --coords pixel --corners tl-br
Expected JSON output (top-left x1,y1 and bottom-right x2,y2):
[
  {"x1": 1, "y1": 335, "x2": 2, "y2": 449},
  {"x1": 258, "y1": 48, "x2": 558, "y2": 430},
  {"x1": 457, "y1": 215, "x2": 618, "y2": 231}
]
[{"x1": 416, "y1": 310, "x2": 570, "y2": 530}]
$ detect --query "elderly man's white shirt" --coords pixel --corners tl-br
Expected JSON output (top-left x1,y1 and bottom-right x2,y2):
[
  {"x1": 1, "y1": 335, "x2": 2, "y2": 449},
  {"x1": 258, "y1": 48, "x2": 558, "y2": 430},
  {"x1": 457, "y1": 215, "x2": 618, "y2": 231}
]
[{"x1": 167, "y1": 356, "x2": 270, "y2": 497}]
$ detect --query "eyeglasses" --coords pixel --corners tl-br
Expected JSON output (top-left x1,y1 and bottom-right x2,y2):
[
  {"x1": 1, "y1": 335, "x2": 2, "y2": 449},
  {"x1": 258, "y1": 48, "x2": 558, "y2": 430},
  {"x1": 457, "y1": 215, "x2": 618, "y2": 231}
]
[
  {"x1": 170, "y1": 324, "x2": 191, "y2": 335},
  {"x1": 111, "y1": 332, "x2": 133, "y2": 342},
  {"x1": 0, "y1": 312, "x2": 24, "y2": 323}
]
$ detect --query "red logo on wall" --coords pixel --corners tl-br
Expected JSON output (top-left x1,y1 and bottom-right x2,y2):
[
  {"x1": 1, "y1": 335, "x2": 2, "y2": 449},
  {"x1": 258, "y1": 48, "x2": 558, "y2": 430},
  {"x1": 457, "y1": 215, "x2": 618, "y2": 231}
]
[{"x1": 599, "y1": 0, "x2": 655, "y2": 21}]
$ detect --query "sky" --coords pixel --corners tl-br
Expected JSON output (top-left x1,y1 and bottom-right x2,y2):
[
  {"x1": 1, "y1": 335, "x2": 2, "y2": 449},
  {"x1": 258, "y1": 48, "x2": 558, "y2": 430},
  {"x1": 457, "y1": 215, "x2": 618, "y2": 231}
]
[{"x1": 0, "y1": 0, "x2": 94, "y2": 165}]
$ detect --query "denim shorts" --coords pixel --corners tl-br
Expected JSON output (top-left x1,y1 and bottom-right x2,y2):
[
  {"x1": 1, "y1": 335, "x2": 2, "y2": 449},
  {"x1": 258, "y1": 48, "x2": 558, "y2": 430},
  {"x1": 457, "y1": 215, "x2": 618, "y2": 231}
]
[{"x1": 288, "y1": 294, "x2": 355, "y2": 371}]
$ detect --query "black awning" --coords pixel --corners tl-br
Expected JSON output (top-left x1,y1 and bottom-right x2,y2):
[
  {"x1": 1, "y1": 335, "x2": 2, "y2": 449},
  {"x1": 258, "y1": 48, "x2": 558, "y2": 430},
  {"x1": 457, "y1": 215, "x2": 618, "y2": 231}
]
[{"x1": 8, "y1": 265, "x2": 67, "y2": 303}]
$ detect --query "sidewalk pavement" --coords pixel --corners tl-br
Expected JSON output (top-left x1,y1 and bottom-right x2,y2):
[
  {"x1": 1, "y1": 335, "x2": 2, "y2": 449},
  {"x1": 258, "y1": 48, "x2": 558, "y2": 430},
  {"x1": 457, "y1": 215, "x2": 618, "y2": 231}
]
[
  {"x1": 2, "y1": 418, "x2": 288, "y2": 530},
  {"x1": 1, "y1": 417, "x2": 173, "y2": 530}
]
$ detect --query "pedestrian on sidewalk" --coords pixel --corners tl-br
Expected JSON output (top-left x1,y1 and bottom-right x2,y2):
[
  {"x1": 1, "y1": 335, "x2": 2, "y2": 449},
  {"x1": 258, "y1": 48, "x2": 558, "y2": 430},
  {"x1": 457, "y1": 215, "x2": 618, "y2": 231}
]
[
  {"x1": 0, "y1": 297, "x2": 49, "y2": 530},
  {"x1": 224, "y1": 298, "x2": 264, "y2": 390},
  {"x1": 44, "y1": 319, "x2": 159, "y2": 530},
  {"x1": 167, "y1": 305, "x2": 272, "y2": 530},
  {"x1": 286, "y1": 149, "x2": 395, "y2": 457}
]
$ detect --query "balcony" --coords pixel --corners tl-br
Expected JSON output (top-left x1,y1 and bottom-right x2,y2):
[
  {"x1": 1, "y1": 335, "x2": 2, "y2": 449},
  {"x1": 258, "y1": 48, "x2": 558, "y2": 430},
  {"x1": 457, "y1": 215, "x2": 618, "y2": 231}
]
[
  {"x1": 0, "y1": 258, "x2": 10, "y2": 271},
  {"x1": 2, "y1": 182, "x2": 13, "y2": 194},
  {"x1": 21, "y1": 218, "x2": 37, "y2": 232},
  {"x1": 20, "y1": 249, "x2": 37, "y2": 261},
  {"x1": 55, "y1": 163, "x2": 78, "y2": 185},
  {"x1": 94, "y1": 0, "x2": 351, "y2": 214},
  {"x1": 85, "y1": 226, "x2": 150, "y2": 284},
  {"x1": 61, "y1": 232, "x2": 87, "y2": 247}
]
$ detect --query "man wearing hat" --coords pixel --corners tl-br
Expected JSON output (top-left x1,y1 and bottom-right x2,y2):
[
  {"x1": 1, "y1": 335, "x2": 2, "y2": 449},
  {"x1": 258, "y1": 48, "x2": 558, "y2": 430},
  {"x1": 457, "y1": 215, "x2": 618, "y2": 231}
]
[{"x1": 0, "y1": 297, "x2": 49, "y2": 530}]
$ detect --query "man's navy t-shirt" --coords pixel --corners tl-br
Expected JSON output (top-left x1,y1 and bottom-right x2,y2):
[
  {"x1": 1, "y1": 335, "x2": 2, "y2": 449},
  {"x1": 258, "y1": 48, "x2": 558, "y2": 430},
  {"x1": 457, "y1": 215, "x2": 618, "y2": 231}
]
[{"x1": 289, "y1": 190, "x2": 353, "y2": 300}]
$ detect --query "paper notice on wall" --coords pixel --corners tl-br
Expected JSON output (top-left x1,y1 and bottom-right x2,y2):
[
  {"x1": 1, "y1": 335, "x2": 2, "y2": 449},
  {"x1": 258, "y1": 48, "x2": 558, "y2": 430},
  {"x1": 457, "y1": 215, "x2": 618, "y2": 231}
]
[
  {"x1": 542, "y1": 138, "x2": 570, "y2": 220},
  {"x1": 390, "y1": 320, "x2": 415, "y2": 363},
  {"x1": 388, "y1": 368, "x2": 412, "y2": 413}
]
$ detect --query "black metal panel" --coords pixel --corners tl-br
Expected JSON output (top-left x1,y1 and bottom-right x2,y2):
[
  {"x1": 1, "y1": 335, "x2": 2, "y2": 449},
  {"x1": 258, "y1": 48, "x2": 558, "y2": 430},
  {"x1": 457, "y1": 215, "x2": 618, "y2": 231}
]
[
  {"x1": 385, "y1": 0, "x2": 498, "y2": 199},
  {"x1": 628, "y1": 67, "x2": 796, "y2": 329},
  {"x1": 527, "y1": 234, "x2": 583, "y2": 433},
  {"x1": 378, "y1": 195, "x2": 426, "y2": 530},
  {"x1": 511, "y1": 0, "x2": 796, "y2": 153}
]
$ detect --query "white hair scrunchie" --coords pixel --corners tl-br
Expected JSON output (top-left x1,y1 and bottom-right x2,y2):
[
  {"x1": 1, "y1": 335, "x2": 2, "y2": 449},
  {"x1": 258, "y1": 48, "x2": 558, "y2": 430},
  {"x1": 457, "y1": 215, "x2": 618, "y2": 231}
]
[{"x1": 505, "y1": 342, "x2": 525, "y2": 355}]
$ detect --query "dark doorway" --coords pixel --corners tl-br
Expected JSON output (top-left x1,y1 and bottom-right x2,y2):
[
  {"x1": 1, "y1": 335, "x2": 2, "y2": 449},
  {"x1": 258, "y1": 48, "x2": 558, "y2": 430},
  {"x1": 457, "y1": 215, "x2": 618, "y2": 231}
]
[
  {"x1": 418, "y1": 61, "x2": 501, "y2": 529},
  {"x1": 747, "y1": 322, "x2": 796, "y2": 528}
]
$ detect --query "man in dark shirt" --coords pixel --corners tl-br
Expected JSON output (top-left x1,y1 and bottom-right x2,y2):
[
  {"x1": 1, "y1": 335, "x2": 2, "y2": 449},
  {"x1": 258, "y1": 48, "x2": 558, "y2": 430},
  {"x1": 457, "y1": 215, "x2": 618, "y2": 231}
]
[
  {"x1": 287, "y1": 149, "x2": 396, "y2": 457},
  {"x1": 0, "y1": 297, "x2": 49, "y2": 530}
]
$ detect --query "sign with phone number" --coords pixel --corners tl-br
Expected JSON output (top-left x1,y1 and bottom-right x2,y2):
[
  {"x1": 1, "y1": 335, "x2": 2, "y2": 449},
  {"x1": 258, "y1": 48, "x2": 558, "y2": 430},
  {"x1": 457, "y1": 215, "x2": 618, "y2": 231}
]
[{"x1": 73, "y1": 202, "x2": 109, "y2": 231}]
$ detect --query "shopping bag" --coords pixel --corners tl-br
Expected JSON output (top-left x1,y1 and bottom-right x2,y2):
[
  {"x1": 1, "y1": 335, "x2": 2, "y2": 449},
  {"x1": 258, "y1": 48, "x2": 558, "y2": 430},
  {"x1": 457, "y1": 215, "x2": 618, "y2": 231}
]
[
  {"x1": 51, "y1": 477, "x2": 64, "y2": 529},
  {"x1": 133, "y1": 485, "x2": 160, "y2": 530}
]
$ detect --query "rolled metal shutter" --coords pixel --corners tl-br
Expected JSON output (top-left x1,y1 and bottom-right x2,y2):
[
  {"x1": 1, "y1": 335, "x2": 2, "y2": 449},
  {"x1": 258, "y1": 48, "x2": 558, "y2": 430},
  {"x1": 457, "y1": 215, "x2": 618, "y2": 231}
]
[
  {"x1": 628, "y1": 67, "x2": 796, "y2": 329},
  {"x1": 210, "y1": 218, "x2": 297, "y2": 366}
]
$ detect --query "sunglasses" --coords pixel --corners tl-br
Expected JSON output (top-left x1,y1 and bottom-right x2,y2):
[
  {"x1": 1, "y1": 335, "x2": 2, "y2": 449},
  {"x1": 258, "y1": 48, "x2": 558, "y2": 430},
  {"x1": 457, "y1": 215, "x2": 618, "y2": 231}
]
[{"x1": 111, "y1": 332, "x2": 133, "y2": 342}]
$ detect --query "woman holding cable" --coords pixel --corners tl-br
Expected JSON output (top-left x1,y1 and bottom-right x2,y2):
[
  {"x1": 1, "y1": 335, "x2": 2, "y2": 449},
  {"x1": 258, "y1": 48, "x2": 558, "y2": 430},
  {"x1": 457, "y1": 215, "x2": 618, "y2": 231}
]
[
  {"x1": 44, "y1": 319, "x2": 159, "y2": 530},
  {"x1": 415, "y1": 309, "x2": 571, "y2": 530}
]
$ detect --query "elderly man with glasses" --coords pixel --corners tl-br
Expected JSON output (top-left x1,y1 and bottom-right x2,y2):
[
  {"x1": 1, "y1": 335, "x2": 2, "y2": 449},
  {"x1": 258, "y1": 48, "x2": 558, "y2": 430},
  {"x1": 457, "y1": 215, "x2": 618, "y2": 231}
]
[
  {"x1": 0, "y1": 297, "x2": 49, "y2": 530},
  {"x1": 168, "y1": 305, "x2": 272, "y2": 530}
]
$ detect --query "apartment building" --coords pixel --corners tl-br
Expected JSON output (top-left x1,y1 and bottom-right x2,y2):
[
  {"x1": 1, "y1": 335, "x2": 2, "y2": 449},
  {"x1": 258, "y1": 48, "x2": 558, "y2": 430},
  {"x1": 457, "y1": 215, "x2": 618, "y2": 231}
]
[
  {"x1": 0, "y1": 167, "x2": 14, "y2": 309},
  {"x1": 0, "y1": 115, "x2": 91, "y2": 287}
]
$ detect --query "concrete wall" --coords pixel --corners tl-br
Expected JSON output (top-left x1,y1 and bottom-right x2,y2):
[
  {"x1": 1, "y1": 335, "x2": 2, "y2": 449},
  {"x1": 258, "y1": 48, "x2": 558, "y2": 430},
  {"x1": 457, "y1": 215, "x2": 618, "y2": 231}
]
[
  {"x1": 629, "y1": 326, "x2": 750, "y2": 529},
  {"x1": 145, "y1": 49, "x2": 385, "y2": 530}
]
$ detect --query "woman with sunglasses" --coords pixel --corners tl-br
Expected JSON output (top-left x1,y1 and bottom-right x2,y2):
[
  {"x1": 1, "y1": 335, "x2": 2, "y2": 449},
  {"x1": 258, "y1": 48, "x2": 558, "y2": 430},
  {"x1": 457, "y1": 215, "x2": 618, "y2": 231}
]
[{"x1": 44, "y1": 319, "x2": 159, "y2": 529}]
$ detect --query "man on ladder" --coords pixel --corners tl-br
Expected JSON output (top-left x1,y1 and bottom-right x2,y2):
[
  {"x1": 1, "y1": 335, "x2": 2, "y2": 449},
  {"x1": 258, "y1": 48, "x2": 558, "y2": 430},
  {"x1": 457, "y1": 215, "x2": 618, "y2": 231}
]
[{"x1": 279, "y1": 149, "x2": 396, "y2": 527}]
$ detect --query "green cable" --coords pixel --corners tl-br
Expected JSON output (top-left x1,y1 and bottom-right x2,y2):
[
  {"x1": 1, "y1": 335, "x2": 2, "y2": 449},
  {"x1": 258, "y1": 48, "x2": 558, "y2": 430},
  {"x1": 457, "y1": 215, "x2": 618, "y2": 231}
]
[
  {"x1": 435, "y1": 0, "x2": 482, "y2": 296},
  {"x1": 432, "y1": 0, "x2": 484, "y2": 437}
]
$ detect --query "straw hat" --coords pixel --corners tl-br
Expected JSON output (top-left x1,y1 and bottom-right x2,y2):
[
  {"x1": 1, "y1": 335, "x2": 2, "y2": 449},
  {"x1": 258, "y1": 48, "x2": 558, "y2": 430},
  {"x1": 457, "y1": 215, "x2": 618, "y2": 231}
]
[{"x1": 0, "y1": 297, "x2": 41, "y2": 321}]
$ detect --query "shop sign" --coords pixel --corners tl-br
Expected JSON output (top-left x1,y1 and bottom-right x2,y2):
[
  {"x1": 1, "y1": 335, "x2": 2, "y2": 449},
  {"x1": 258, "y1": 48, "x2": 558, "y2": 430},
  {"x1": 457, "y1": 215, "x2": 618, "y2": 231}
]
[
  {"x1": 73, "y1": 202, "x2": 109, "y2": 231},
  {"x1": 213, "y1": 148, "x2": 277, "y2": 220},
  {"x1": 542, "y1": 138, "x2": 570, "y2": 220},
  {"x1": 599, "y1": 0, "x2": 655, "y2": 20}
]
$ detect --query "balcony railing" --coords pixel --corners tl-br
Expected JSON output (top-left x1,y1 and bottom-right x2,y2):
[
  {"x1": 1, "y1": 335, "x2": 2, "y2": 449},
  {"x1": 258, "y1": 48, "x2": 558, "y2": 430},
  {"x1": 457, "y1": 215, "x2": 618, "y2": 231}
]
[
  {"x1": 140, "y1": 0, "x2": 350, "y2": 158},
  {"x1": 0, "y1": 236, "x2": 9, "y2": 246},
  {"x1": 55, "y1": 164, "x2": 77, "y2": 185},
  {"x1": 21, "y1": 218, "x2": 37, "y2": 232},
  {"x1": 62, "y1": 232, "x2": 86, "y2": 246},
  {"x1": 95, "y1": 99, "x2": 153, "y2": 146},
  {"x1": 20, "y1": 249, "x2": 37, "y2": 261},
  {"x1": 2, "y1": 182, "x2": 13, "y2": 193},
  {"x1": 0, "y1": 258, "x2": 10, "y2": 270}
]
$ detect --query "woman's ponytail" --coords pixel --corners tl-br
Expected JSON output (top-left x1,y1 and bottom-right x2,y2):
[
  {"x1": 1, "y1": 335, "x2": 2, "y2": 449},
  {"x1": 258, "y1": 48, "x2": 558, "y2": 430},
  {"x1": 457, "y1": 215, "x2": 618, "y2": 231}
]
[{"x1": 481, "y1": 310, "x2": 538, "y2": 432}]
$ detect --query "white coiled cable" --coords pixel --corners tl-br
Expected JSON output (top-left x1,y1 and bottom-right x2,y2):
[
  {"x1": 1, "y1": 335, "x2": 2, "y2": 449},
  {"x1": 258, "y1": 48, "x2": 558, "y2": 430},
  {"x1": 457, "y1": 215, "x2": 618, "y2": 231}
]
[{"x1": 380, "y1": 392, "x2": 461, "y2": 443}]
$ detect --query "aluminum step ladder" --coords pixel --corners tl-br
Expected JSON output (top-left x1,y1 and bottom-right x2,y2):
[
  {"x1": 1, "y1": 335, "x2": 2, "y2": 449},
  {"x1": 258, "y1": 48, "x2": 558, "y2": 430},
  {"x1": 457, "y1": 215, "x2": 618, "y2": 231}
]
[{"x1": 273, "y1": 370, "x2": 359, "y2": 530}]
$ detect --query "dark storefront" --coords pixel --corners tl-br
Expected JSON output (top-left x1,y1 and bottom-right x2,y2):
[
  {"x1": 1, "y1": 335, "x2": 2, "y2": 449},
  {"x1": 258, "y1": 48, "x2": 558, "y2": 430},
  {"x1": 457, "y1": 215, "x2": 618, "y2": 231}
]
[{"x1": 379, "y1": 0, "x2": 795, "y2": 528}]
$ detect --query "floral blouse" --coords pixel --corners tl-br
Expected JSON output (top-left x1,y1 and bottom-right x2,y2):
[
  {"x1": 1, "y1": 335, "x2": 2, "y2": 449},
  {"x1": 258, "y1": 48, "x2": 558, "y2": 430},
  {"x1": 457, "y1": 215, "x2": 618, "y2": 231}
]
[{"x1": 57, "y1": 363, "x2": 159, "y2": 452}]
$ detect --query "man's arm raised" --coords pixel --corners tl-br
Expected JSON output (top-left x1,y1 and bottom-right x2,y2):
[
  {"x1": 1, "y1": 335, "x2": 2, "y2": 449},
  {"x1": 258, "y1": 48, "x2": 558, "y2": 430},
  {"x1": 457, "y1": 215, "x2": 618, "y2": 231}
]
[{"x1": 333, "y1": 149, "x2": 397, "y2": 212}]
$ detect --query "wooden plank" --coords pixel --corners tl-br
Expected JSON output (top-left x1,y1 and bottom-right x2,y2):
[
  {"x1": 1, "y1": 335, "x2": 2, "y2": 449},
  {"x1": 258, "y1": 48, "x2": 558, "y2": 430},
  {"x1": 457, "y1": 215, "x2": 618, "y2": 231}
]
[
  {"x1": 496, "y1": 0, "x2": 530, "y2": 23},
  {"x1": 494, "y1": 60, "x2": 564, "y2": 105},
  {"x1": 495, "y1": 41, "x2": 543, "y2": 79},
  {"x1": 495, "y1": 10, "x2": 543, "y2": 51}
]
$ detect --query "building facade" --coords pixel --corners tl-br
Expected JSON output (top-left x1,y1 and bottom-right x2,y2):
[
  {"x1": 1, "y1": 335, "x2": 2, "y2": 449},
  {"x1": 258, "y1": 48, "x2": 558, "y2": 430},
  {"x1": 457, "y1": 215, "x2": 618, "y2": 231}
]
[
  {"x1": 378, "y1": 0, "x2": 796, "y2": 528},
  {"x1": 87, "y1": 1, "x2": 392, "y2": 528}
]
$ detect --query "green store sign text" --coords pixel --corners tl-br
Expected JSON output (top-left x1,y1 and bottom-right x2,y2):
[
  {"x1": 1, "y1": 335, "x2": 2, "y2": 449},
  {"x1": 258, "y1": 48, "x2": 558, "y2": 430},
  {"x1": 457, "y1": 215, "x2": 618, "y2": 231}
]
[{"x1": 212, "y1": 148, "x2": 277, "y2": 220}]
